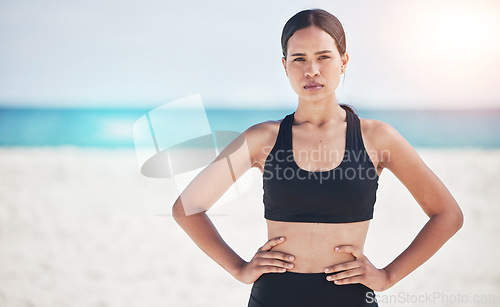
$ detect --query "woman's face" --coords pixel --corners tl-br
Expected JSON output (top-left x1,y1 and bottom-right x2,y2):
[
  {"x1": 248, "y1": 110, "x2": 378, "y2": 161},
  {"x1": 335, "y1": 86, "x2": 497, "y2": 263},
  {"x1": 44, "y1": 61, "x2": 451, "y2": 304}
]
[{"x1": 282, "y1": 26, "x2": 348, "y2": 102}]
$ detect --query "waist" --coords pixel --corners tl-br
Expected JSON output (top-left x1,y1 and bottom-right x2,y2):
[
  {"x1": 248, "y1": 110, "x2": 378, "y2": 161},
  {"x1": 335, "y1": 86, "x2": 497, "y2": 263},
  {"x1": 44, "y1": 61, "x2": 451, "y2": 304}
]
[{"x1": 266, "y1": 219, "x2": 370, "y2": 273}]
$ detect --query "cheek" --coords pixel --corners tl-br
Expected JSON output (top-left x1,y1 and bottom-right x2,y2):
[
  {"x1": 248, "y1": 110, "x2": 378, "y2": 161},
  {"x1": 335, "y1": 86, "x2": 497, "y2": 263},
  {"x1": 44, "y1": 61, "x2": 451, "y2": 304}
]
[
  {"x1": 329, "y1": 61, "x2": 342, "y2": 70},
  {"x1": 320, "y1": 68, "x2": 337, "y2": 80},
  {"x1": 287, "y1": 68, "x2": 303, "y2": 82},
  {"x1": 287, "y1": 65, "x2": 301, "y2": 74}
]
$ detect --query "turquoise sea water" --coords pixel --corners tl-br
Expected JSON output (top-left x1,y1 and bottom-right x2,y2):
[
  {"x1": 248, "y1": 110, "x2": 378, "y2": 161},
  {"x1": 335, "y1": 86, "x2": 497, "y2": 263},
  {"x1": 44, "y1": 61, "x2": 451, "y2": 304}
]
[{"x1": 0, "y1": 107, "x2": 499, "y2": 148}]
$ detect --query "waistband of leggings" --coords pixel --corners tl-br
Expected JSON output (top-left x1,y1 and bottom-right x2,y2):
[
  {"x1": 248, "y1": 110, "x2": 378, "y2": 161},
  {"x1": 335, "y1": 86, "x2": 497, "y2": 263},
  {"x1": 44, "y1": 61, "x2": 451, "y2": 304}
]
[{"x1": 283, "y1": 270, "x2": 348, "y2": 276}]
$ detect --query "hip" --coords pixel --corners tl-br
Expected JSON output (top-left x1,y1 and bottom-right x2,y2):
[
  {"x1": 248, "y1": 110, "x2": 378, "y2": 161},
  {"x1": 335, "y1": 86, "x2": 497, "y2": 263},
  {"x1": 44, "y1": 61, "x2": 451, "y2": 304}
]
[{"x1": 248, "y1": 270, "x2": 378, "y2": 307}]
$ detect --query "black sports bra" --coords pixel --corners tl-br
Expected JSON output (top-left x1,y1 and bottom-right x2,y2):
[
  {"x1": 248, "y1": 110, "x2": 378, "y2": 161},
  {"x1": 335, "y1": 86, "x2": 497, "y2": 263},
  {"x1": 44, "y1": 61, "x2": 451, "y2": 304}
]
[{"x1": 262, "y1": 110, "x2": 379, "y2": 223}]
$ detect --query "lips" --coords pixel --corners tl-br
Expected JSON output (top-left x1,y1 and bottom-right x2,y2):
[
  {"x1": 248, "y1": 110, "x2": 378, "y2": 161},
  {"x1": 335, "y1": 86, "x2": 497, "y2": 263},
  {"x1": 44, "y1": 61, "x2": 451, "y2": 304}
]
[{"x1": 304, "y1": 81, "x2": 324, "y2": 90}]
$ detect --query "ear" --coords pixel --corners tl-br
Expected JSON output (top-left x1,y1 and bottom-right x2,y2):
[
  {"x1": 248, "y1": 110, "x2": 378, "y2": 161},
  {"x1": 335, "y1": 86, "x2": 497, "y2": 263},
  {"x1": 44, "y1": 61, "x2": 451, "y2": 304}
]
[
  {"x1": 342, "y1": 52, "x2": 349, "y2": 67},
  {"x1": 282, "y1": 57, "x2": 288, "y2": 77}
]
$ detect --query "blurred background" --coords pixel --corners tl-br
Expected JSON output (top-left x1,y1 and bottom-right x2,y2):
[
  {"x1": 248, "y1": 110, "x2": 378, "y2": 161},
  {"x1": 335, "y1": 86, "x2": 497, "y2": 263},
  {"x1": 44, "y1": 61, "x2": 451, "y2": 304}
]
[{"x1": 1, "y1": 0, "x2": 499, "y2": 306}]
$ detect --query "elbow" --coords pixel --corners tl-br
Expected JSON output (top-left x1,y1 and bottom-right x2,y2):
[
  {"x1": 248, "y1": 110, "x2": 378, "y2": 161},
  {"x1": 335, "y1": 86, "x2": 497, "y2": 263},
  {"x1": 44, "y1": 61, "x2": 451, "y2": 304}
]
[
  {"x1": 445, "y1": 203, "x2": 464, "y2": 232},
  {"x1": 172, "y1": 198, "x2": 206, "y2": 225},
  {"x1": 430, "y1": 202, "x2": 464, "y2": 232},
  {"x1": 452, "y1": 207, "x2": 464, "y2": 231},
  {"x1": 172, "y1": 199, "x2": 185, "y2": 225}
]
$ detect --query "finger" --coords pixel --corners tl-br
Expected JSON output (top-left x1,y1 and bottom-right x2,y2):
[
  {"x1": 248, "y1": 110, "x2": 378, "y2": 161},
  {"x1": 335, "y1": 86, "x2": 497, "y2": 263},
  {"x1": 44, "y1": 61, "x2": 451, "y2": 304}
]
[
  {"x1": 260, "y1": 265, "x2": 288, "y2": 274},
  {"x1": 258, "y1": 236, "x2": 285, "y2": 252},
  {"x1": 324, "y1": 259, "x2": 362, "y2": 273},
  {"x1": 257, "y1": 258, "x2": 294, "y2": 270},
  {"x1": 258, "y1": 251, "x2": 295, "y2": 262},
  {"x1": 330, "y1": 275, "x2": 364, "y2": 285},
  {"x1": 334, "y1": 245, "x2": 365, "y2": 259},
  {"x1": 326, "y1": 268, "x2": 363, "y2": 282}
]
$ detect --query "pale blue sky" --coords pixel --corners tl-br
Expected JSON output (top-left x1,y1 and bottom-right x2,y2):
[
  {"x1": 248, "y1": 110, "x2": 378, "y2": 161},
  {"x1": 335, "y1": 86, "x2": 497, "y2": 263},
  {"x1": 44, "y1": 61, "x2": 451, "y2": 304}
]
[{"x1": 1, "y1": 0, "x2": 499, "y2": 109}]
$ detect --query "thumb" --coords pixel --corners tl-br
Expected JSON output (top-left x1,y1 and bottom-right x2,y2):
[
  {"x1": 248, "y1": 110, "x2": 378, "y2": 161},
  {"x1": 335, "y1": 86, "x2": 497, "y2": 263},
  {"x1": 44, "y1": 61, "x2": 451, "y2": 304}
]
[
  {"x1": 335, "y1": 245, "x2": 364, "y2": 259},
  {"x1": 259, "y1": 236, "x2": 285, "y2": 252}
]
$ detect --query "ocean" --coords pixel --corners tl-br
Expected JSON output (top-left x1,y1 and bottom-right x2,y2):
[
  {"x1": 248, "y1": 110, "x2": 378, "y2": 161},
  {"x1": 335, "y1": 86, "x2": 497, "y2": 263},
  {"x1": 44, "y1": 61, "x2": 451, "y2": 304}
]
[{"x1": 0, "y1": 107, "x2": 499, "y2": 149}]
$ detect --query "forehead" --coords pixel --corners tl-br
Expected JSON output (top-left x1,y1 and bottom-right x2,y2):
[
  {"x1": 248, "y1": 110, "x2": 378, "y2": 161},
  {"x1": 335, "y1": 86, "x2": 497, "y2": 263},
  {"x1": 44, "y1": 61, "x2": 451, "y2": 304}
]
[{"x1": 287, "y1": 26, "x2": 336, "y2": 54}]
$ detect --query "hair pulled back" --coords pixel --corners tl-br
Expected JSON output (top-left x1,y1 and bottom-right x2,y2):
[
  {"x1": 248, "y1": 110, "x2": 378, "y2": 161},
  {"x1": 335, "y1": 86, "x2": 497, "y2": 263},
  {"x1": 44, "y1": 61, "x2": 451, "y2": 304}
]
[{"x1": 281, "y1": 8, "x2": 356, "y2": 114}]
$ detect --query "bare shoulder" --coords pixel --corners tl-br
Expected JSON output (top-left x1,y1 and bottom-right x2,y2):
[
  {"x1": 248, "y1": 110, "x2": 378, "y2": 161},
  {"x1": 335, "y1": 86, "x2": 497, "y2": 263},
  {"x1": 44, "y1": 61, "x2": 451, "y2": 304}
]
[
  {"x1": 243, "y1": 118, "x2": 283, "y2": 170},
  {"x1": 359, "y1": 116, "x2": 462, "y2": 223},
  {"x1": 359, "y1": 115, "x2": 424, "y2": 171},
  {"x1": 358, "y1": 117, "x2": 399, "y2": 144},
  {"x1": 358, "y1": 116, "x2": 405, "y2": 171}
]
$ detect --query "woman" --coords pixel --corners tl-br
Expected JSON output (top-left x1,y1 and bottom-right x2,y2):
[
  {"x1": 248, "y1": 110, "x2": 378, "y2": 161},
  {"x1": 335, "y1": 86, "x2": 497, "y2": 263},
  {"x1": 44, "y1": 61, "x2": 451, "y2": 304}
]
[{"x1": 172, "y1": 8, "x2": 464, "y2": 307}]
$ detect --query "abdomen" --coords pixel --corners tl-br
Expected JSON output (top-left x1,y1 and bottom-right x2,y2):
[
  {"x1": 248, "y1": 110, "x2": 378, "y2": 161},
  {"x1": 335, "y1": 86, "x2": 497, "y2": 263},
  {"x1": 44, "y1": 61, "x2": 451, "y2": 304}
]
[{"x1": 266, "y1": 219, "x2": 370, "y2": 273}]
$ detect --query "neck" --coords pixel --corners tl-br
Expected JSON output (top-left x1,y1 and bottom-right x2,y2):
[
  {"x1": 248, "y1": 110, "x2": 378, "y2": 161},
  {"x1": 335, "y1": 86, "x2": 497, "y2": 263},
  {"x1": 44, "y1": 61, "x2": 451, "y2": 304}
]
[{"x1": 294, "y1": 95, "x2": 346, "y2": 126}]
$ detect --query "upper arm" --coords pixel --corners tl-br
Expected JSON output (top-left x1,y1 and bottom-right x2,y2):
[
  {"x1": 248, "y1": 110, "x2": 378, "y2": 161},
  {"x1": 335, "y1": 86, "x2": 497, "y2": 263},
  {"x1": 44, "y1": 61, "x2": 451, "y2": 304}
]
[
  {"x1": 375, "y1": 120, "x2": 463, "y2": 222},
  {"x1": 172, "y1": 122, "x2": 267, "y2": 217}
]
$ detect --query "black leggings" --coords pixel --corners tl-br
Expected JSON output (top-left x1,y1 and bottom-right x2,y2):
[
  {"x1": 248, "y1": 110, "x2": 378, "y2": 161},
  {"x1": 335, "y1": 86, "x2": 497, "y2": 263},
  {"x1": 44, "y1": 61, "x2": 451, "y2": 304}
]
[{"x1": 248, "y1": 271, "x2": 379, "y2": 307}]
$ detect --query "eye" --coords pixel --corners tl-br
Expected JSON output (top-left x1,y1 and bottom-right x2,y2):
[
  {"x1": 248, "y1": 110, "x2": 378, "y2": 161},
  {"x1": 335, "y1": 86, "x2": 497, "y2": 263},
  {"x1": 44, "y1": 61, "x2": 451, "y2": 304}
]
[{"x1": 293, "y1": 56, "x2": 330, "y2": 62}]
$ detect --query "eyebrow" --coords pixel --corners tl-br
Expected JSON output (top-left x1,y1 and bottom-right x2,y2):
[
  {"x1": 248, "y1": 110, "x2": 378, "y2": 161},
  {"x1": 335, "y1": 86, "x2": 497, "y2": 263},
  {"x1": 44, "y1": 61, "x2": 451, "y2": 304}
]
[{"x1": 290, "y1": 50, "x2": 333, "y2": 57}]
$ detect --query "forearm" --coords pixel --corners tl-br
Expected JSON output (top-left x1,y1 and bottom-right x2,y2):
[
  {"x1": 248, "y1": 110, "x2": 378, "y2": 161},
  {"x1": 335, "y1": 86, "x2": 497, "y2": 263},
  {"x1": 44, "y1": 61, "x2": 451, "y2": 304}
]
[
  {"x1": 172, "y1": 203, "x2": 246, "y2": 278},
  {"x1": 383, "y1": 211, "x2": 463, "y2": 288}
]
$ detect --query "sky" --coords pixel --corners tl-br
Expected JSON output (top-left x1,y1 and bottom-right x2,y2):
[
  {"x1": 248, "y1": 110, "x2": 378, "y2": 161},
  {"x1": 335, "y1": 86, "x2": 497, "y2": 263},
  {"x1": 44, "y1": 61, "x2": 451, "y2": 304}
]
[{"x1": 1, "y1": 0, "x2": 499, "y2": 109}]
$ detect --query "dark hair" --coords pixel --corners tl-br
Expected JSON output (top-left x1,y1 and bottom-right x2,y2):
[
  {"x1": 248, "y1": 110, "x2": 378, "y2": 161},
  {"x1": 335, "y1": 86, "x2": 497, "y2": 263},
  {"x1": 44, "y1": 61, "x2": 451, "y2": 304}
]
[{"x1": 281, "y1": 8, "x2": 356, "y2": 115}]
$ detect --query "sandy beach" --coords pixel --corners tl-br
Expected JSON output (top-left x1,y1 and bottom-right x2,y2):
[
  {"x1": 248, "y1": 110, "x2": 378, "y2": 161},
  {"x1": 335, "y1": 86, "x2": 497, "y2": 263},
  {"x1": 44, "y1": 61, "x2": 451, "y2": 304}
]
[{"x1": 0, "y1": 147, "x2": 499, "y2": 307}]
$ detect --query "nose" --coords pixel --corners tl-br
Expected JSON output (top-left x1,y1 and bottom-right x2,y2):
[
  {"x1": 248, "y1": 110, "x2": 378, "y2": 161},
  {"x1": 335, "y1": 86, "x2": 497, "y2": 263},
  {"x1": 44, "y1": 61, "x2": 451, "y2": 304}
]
[{"x1": 305, "y1": 61, "x2": 320, "y2": 78}]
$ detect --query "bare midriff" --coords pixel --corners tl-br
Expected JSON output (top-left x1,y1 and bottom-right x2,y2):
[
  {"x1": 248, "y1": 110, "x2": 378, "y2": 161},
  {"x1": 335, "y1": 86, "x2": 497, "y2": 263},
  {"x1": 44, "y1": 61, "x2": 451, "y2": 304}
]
[{"x1": 266, "y1": 219, "x2": 371, "y2": 273}]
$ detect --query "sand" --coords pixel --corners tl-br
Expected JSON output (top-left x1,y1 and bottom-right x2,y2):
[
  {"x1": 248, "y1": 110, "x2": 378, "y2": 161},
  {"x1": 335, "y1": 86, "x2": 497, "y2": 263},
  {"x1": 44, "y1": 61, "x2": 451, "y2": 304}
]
[{"x1": 0, "y1": 147, "x2": 499, "y2": 307}]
